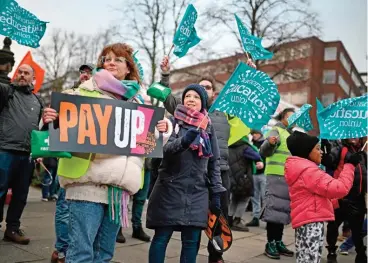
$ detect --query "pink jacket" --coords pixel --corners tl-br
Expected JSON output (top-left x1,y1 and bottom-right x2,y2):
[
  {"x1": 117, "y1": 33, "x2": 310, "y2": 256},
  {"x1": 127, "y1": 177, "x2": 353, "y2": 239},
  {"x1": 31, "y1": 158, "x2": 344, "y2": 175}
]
[{"x1": 285, "y1": 156, "x2": 354, "y2": 229}]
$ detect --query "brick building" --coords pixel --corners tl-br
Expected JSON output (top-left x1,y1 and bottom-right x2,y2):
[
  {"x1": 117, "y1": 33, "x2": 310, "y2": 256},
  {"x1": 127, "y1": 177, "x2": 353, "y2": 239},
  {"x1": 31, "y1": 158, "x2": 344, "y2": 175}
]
[{"x1": 168, "y1": 36, "x2": 366, "y2": 135}]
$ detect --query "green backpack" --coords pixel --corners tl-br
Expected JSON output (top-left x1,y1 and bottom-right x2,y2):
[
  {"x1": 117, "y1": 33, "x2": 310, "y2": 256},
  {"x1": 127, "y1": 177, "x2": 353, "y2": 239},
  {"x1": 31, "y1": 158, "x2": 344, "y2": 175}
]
[{"x1": 31, "y1": 130, "x2": 72, "y2": 159}]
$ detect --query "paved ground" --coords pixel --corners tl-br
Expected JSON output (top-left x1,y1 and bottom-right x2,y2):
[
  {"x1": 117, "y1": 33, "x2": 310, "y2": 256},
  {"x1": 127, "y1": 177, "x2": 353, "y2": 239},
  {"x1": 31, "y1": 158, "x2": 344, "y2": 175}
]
[{"x1": 0, "y1": 187, "x2": 357, "y2": 263}]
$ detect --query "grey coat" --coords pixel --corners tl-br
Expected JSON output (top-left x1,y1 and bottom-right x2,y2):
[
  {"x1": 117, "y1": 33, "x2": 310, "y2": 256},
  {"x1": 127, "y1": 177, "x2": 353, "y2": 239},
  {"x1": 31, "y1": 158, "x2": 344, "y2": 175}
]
[
  {"x1": 161, "y1": 73, "x2": 230, "y2": 171},
  {"x1": 0, "y1": 83, "x2": 43, "y2": 153},
  {"x1": 259, "y1": 122, "x2": 292, "y2": 225},
  {"x1": 146, "y1": 118, "x2": 226, "y2": 229}
]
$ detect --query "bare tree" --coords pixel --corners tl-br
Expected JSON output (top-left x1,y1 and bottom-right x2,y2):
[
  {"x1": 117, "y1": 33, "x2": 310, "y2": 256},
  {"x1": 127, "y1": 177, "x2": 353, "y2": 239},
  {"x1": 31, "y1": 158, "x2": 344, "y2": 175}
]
[
  {"x1": 114, "y1": 0, "x2": 191, "y2": 85},
  {"x1": 203, "y1": 0, "x2": 321, "y2": 80},
  {"x1": 35, "y1": 27, "x2": 119, "y2": 92}
]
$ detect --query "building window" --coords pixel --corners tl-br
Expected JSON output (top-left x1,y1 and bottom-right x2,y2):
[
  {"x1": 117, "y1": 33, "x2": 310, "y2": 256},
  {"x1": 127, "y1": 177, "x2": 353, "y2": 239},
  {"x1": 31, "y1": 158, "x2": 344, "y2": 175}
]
[
  {"x1": 321, "y1": 93, "x2": 335, "y2": 106},
  {"x1": 280, "y1": 91, "x2": 308, "y2": 105},
  {"x1": 352, "y1": 72, "x2": 361, "y2": 87},
  {"x1": 323, "y1": 70, "x2": 336, "y2": 84},
  {"x1": 324, "y1": 47, "x2": 337, "y2": 61},
  {"x1": 338, "y1": 75, "x2": 350, "y2": 95},
  {"x1": 340, "y1": 52, "x2": 351, "y2": 73}
]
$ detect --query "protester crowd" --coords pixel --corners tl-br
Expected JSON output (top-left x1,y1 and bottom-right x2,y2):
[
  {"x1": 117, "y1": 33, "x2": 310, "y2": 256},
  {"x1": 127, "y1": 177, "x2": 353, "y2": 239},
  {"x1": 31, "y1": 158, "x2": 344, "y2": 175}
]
[{"x1": 0, "y1": 36, "x2": 366, "y2": 263}]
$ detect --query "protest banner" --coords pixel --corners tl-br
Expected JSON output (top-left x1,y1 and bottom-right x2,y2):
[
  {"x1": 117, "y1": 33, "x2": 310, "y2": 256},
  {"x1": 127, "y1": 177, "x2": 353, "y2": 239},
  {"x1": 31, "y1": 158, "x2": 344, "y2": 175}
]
[
  {"x1": 234, "y1": 14, "x2": 273, "y2": 61},
  {"x1": 317, "y1": 94, "x2": 368, "y2": 140},
  {"x1": 49, "y1": 93, "x2": 165, "y2": 157},
  {"x1": 288, "y1": 104, "x2": 313, "y2": 132},
  {"x1": 0, "y1": 0, "x2": 48, "y2": 48},
  {"x1": 11, "y1": 51, "x2": 45, "y2": 93},
  {"x1": 210, "y1": 62, "x2": 280, "y2": 130},
  {"x1": 172, "y1": 4, "x2": 201, "y2": 58}
]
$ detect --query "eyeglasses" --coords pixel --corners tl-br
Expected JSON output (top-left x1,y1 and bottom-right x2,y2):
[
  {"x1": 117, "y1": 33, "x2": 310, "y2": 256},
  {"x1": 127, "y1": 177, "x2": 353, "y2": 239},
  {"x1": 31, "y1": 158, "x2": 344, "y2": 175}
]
[
  {"x1": 79, "y1": 70, "x2": 92, "y2": 76},
  {"x1": 202, "y1": 85, "x2": 213, "y2": 91},
  {"x1": 101, "y1": 56, "x2": 127, "y2": 64}
]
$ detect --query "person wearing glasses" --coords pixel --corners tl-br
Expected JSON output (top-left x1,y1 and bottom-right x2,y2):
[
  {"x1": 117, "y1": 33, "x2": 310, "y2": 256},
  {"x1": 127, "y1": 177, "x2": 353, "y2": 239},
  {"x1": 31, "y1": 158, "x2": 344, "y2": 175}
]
[
  {"x1": 72, "y1": 63, "x2": 94, "y2": 89},
  {"x1": 42, "y1": 43, "x2": 173, "y2": 263}
]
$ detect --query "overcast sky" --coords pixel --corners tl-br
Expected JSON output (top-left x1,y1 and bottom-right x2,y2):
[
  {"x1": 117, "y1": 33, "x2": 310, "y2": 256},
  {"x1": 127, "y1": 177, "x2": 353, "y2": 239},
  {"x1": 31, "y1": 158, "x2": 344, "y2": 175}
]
[{"x1": 2, "y1": 0, "x2": 367, "y2": 75}]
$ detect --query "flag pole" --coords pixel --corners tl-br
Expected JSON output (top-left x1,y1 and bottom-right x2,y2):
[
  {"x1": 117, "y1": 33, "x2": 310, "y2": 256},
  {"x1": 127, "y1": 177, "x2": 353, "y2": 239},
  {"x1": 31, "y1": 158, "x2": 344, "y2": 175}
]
[
  {"x1": 361, "y1": 140, "x2": 367, "y2": 152},
  {"x1": 245, "y1": 51, "x2": 250, "y2": 61},
  {"x1": 167, "y1": 44, "x2": 174, "y2": 57}
]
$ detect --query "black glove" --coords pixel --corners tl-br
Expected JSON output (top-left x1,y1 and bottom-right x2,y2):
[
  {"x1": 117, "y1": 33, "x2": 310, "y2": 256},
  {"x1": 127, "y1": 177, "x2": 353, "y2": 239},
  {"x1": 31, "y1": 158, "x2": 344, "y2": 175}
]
[
  {"x1": 181, "y1": 128, "x2": 200, "y2": 147},
  {"x1": 344, "y1": 151, "x2": 363, "y2": 166}
]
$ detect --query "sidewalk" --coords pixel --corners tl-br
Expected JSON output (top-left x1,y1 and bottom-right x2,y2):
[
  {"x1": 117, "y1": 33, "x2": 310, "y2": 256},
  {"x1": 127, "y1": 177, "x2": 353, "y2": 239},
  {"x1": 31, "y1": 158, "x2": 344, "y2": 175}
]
[{"x1": 0, "y1": 187, "x2": 357, "y2": 263}]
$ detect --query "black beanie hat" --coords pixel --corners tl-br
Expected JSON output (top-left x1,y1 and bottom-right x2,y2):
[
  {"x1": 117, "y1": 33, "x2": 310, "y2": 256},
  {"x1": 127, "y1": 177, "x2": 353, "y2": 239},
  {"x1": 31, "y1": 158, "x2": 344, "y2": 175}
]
[
  {"x1": 182, "y1": 84, "x2": 208, "y2": 111},
  {"x1": 287, "y1": 131, "x2": 320, "y2": 159}
]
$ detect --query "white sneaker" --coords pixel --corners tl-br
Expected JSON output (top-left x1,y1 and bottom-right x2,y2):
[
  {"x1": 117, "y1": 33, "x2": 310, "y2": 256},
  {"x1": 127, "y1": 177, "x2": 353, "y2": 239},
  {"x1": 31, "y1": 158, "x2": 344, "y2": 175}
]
[{"x1": 41, "y1": 198, "x2": 48, "y2": 202}]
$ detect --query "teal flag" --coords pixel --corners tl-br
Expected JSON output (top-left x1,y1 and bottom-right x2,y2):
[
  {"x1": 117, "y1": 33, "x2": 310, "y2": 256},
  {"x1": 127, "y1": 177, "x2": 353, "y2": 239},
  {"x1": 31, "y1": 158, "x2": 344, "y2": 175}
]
[
  {"x1": 133, "y1": 51, "x2": 144, "y2": 81},
  {"x1": 0, "y1": 0, "x2": 48, "y2": 48},
  {"x1": 172, "y1": 4, "x2": 201, "y2": 58},
  {"x1": 209, "y1": 62, "x2": 280, "y2": 130},
  {"x1": 317, "y1": 95, "x2": 368, "y2": 139},
  {"x1": 288, "y1": 104, "x2": 314, "y2": 132},
  {"x1": 235, "y1": 14, "x2": 273, "y2": 61}
]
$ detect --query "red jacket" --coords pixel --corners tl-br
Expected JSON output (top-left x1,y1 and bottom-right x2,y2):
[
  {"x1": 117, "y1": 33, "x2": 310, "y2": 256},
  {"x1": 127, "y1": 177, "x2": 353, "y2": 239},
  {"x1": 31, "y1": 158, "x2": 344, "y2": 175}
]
[{"x1": 285, "y1": 156, "x2": 354, "y2": 229}]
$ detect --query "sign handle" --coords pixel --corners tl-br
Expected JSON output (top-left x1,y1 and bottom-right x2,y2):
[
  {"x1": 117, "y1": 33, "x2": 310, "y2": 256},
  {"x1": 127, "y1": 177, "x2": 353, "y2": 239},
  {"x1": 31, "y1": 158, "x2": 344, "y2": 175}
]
[
  {"x1": 167, "y1": 44, "x2": 175, "y2": 57},
  {"x1": 361, "y1": 140, "x2": 367, "y2": 152}
]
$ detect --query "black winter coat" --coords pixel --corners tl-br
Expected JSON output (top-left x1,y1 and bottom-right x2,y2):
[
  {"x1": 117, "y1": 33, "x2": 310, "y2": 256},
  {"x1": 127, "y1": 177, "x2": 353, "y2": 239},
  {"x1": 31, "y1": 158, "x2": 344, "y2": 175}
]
[
  {"x1": 161, "y1": 74, "x2": 230, "y2": 171},
  {"x1": 146, "y1": 118, "x2": 226, "y2": 229},
  {"x1": 0, "y1": 83, "x2": 43, "y2": 154},
  {"x1": 228, "y1": 140, "x2": 254, "y2": 198},
  {"x1": 325, "y1": 141, "x2": 367, "y2": 213}
]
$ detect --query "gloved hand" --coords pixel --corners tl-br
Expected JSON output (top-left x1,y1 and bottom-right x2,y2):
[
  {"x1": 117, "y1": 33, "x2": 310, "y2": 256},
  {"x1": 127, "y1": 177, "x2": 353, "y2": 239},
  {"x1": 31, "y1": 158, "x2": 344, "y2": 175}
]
[
  {"x1": 344, "y1": 151, "x2": 363, "y2": 166},
  {"x1": 210, "y1": 193, "x2": 221, "y2": 212},
  {"x1": 181, "y1": 128, "x2": 200, "y2": 147}
]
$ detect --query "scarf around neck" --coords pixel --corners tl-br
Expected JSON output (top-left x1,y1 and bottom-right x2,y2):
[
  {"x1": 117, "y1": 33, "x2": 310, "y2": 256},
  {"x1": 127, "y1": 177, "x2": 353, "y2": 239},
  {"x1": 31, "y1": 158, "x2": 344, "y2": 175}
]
[
  {"x1": 174, "y1": 104, "x2": 212, "y2": 158},
  {"x1": 93, "y1": 69, "x2": 139, "y2": 100}
]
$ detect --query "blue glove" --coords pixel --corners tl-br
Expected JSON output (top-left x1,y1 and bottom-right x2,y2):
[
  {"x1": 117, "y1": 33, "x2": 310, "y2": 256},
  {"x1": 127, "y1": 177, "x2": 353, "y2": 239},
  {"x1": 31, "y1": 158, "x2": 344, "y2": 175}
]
[
  {"x1": 210, "y1": 193, "x2": 221, "y2": 212},
  {"x1": 182, "y1": 128, "x2": 200, "y2": 147}
]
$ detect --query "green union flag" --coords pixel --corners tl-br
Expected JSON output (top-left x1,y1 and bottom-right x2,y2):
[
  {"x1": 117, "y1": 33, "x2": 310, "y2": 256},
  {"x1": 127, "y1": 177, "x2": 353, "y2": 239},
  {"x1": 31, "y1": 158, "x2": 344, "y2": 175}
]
[
  {"x1": 234, "y1": 14, "x2": 273, "y2": 61},
  {"x1": 209, "y1": 62, "x2": 280, "y2": 130},
  {"x1": 0, "y1": 0, "x2": 48, "y2": 48},
  {"x1": 172, "y1": 4, "x2": 201, "y2": 58}
]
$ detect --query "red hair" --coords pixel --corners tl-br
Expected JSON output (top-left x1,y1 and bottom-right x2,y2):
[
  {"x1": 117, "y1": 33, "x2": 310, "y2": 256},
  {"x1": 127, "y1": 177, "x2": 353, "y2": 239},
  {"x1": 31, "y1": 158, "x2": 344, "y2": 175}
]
[{"x1": 96, "y1": 43, "x2": 141, "y2": 84}]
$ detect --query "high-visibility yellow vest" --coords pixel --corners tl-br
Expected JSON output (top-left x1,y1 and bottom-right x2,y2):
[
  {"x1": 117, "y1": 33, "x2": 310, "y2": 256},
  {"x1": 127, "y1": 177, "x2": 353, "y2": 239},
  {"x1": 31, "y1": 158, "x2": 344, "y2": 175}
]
[{"x1": 264, "y1": 126, "x2": 291, "y2": 176}]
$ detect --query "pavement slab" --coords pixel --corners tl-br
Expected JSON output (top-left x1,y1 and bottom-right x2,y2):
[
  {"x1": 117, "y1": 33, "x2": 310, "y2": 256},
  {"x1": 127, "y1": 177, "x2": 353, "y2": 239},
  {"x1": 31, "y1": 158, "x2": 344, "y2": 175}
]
[{"x1": 0, "y1": 187, "x2": 358, "y2": 263}]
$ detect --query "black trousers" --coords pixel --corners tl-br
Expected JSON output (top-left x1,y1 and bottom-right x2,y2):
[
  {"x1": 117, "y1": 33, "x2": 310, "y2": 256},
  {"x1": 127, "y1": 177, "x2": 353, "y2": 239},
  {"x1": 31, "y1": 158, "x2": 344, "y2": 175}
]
[
  {"x1": 327, "y1": 204, "x2": 366, "y2": 259},
  {"x1": 208, "y1": 169, "x2": 230, "y2": 261},
  {"x1": 267, "y1": 222, "x2": 284, "y2": 242}
]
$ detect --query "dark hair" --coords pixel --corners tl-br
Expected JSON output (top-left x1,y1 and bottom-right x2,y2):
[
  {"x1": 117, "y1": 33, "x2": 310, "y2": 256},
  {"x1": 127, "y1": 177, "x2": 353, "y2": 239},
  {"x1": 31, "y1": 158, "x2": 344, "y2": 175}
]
[
  {"x1": 197, "y1": 75, "x2": 216, "y2": 91},
  {"x1": 275, "y1": 108, "x2": 295, "y2": 121}
]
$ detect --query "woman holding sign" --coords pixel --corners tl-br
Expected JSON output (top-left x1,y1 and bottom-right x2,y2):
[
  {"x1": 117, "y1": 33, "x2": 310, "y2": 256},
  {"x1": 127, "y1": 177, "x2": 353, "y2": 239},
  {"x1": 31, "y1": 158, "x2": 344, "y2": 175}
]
[
  {"x1": 42, "y1": 43, "x2": 173, "y2": 263},
  {"x1": 146, "y1": 84, "x2": 226, "y2": 263}
]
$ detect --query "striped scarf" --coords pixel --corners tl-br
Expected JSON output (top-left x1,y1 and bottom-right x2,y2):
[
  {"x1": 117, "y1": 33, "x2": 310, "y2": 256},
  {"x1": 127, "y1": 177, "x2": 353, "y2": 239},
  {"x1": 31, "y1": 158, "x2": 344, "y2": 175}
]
[{"x1": 174, "y1": 104, "x2": 213, "y2": 158}]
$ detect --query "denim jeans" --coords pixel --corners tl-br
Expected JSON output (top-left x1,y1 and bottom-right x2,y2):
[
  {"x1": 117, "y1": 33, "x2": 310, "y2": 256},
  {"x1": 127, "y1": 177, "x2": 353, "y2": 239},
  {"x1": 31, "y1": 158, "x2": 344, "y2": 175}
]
[
  {"x1": 66, "y1": 201, "x2": 120, "y2": 263},
  {"x1": 251, "y1": 174, "x2": 266, "y2": 218},
  {"x1": 41, "y1": 168, "x2": 59, "y2": 199},
  {"x1": 0, "y1": 151, "x2": 34, "y2": 230},
  {"x1": 149, "y1": 226, "x2": 201, "y2": 263},
  {"x1": 132, "y1": 170, "x2": 150, "y2": 228},
  {"x1": 55, "y1": 188, "x2": 69, "y2": 257}
]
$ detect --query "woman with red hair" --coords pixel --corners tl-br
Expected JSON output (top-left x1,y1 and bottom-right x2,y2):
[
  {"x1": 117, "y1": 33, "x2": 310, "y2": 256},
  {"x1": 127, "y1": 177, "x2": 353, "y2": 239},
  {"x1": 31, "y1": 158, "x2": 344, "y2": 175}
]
[{"x1": 42, "y1": 43, "x2": 173, "y2": 263}]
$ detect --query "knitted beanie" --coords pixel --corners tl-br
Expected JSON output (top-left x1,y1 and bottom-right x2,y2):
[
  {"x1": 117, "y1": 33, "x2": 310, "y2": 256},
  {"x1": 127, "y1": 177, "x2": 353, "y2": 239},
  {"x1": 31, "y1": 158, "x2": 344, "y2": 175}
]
[
  {"x1": 286, "y1": 131, "x2": 319, "y2": 159},
  {"x1": 182, "y1": 84, "x2": 208, "y2": 111}
]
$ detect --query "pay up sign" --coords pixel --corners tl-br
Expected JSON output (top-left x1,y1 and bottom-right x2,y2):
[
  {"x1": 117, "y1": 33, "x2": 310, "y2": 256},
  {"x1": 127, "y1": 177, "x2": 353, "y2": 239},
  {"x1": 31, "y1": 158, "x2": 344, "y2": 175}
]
[{"x1": 49, "y1": 93, "x2": 165, "y2": 158}]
